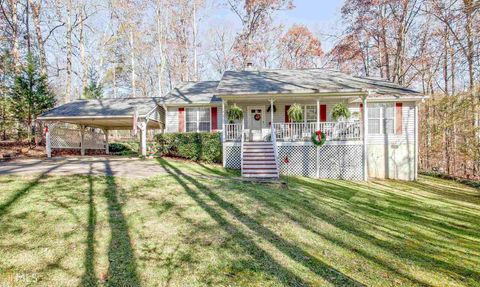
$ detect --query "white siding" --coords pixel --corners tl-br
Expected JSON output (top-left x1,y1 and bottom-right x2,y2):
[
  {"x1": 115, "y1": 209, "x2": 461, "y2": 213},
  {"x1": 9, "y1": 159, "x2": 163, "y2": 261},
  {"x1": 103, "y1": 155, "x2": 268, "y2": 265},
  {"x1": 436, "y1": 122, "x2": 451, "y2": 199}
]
[{"x1": 165, "y1": 105, "x2": 221, "y2": 133}]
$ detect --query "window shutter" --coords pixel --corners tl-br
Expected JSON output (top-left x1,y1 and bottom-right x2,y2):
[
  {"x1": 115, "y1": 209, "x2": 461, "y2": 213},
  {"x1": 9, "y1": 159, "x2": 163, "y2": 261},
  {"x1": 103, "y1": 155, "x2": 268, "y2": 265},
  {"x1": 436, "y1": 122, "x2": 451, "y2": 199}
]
[
  {"x1": 178, "y1": 107, "x2": 185, "y2": 132},
  {"x1": 211, "y1": 107, "x2": 218, "y2": 130},
  {"x1": 285, "y1": 105, "x2": 290, "y2": 122},
  {"x1": 360, "y1": 103, "x2": 363, "y2": 115},
  {"x1": 395, "y1": 103, "x2": 403, "y2": 134},
  {"x1": 320, "y1": 105, "x2": 327, "y2": 122}
]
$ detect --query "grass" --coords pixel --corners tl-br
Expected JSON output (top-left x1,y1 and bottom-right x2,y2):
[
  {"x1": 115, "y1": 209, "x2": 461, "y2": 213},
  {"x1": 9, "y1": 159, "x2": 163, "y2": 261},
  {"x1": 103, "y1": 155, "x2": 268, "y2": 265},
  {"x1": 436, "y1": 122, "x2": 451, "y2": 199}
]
[{"x1": 0, "y1": 158, "x2": 479, "y2": 286}]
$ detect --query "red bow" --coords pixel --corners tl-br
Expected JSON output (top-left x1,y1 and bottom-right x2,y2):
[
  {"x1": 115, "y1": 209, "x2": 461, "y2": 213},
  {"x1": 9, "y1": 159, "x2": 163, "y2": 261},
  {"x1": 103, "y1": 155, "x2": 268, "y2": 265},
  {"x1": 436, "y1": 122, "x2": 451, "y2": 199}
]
[
  {"x1": 284, "y1": 156, "x2": 289, "y2": 164},
  {"x1": 315, "y1": 130, "x2": 322, "y2": 141}
]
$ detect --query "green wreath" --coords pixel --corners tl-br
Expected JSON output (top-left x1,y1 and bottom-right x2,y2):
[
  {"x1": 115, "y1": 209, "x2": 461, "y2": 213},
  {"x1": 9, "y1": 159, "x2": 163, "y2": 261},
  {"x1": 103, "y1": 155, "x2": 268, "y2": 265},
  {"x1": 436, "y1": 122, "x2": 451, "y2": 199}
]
[{"x1": 311, "y1": 130, "x2": 326, "y2": 146}]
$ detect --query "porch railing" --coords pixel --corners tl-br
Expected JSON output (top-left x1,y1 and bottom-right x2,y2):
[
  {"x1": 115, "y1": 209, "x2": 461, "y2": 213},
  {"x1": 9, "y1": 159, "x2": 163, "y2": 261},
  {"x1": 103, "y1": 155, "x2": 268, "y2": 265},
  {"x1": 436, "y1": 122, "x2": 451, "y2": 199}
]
[
  {"x1": 273, "y1": 121, "x2": 361, "y2": 141},
  {"x1": 224, "y1": 123, "x2": 242, "y2": 141},
  {"x1": 224, "y1": 121, "x2": 361, "y2": 142}
]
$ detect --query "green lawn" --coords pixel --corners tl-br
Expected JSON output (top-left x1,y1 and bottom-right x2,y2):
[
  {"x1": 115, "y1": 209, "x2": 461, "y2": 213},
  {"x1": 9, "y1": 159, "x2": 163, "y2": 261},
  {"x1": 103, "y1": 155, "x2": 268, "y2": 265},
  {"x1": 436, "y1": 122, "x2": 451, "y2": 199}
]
[{"x1": 1, "y1": 158, "x2": 479, "y2": 286}]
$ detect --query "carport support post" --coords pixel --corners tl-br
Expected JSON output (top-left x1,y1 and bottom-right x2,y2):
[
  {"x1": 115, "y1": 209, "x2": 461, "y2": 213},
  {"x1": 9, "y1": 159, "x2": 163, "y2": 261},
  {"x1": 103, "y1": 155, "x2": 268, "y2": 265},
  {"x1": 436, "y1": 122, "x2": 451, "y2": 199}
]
[
  {"x1": 139, "y1": 121, "x2": 147, "y2": 157},
  {"x1": 103, "y1": 129, "x2": 109, "y2": 155},
  {"x1": 45, "y1": 124, "x2": 51, "y2": 158},
  {"x1": 80, "y1": 125, "x2": 86, "y2": 156}
]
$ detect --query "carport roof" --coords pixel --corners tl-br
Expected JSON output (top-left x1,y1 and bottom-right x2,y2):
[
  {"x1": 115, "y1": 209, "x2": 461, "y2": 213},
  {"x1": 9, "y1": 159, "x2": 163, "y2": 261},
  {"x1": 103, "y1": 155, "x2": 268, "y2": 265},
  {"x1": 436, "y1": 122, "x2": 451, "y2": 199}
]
[
  {"x1": 38, "y1": 97, "x2": 162, "y2": 119},
  {"x1": 37, "y1": 97, "x2": 163, "y2": 130}
]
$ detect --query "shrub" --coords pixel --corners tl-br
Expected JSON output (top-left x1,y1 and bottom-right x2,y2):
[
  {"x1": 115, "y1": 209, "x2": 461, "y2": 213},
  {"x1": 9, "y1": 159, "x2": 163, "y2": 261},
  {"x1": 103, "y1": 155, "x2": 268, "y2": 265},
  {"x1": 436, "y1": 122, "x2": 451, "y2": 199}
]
[
  {"x1": 155, "y1": 132, "x2": 222, "y2": 163},
  {"x1": 108, "y1": 142, "x2": 138, "y2": 156}
]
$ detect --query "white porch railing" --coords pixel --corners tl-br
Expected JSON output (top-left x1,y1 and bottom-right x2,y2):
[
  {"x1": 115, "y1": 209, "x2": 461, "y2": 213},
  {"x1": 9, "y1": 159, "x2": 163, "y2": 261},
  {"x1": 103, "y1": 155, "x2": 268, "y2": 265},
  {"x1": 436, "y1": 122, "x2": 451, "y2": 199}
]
[
  {"x1": 273, "y1": 121, "x2": 361, "y2": 141},
  {"x1": 224, "y1": 123, "x2": 242, "y2": 141},
  {"x1": 224, "y1": 121, "x2": 361, "y2": 142}
]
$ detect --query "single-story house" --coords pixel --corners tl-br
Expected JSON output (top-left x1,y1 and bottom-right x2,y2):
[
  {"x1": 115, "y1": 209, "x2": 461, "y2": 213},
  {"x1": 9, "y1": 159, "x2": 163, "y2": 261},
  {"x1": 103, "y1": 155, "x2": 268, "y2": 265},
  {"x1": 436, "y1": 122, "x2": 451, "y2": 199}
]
[{"x1": 39, "y1": 68, "x2": 426, "y2": 181}]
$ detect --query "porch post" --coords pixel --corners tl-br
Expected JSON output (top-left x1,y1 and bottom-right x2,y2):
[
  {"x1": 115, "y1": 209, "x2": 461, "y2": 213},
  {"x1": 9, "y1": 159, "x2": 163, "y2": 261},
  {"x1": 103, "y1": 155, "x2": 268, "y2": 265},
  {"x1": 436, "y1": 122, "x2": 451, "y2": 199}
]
[
  {"x1": 414, "y1": 102, "x2": 418, "y2": 180},
  {"x1": 269, "y1": 98, "x2": 274, "y2": 125},
  {"x1": 221, "y1": 100, "x2": 226, "y2": 142},
  {"x1": 316, "y1": 98, "x2": 320, "y2": 178},
  {"x1": 80, "y1": 125, "x2": 86, "y2": 156},
  {"x1": 362, "y1": 95, "x2": 368, "y2": 181},
  {"x1": 45, "y1": 123, "x2": 51, "y2": 158}
]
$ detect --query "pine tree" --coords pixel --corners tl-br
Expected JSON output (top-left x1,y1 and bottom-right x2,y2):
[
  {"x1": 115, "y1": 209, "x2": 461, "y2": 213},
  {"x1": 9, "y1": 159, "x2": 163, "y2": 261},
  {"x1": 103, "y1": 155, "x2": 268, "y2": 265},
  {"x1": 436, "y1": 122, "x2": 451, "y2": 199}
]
[
  {"x1": 82, "y1": 67, "x2": 103, "y2": 99},
  {"x1": 10, "y1": 54, "x2": 56, "y2": 141}
]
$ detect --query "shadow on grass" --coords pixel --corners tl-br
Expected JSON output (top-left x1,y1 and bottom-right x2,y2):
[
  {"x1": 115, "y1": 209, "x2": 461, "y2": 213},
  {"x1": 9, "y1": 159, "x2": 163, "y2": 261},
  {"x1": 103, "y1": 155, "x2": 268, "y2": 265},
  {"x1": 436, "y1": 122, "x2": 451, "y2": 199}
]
[
  {"x1": 256, "y1": 176, "x2": 480, "y2": 284},
  {"x1": 0, "y1": 161, "x2": 66, "y2": 217},
  {"x1": 158, "y1": 158, "x2": 364, "y2": 286},
  {"x1": 81, "y1": 164, "x2": 98, "y2": 287},
  {"x1": 103, "y1": 160, "x2": 140, "y2": 287}
]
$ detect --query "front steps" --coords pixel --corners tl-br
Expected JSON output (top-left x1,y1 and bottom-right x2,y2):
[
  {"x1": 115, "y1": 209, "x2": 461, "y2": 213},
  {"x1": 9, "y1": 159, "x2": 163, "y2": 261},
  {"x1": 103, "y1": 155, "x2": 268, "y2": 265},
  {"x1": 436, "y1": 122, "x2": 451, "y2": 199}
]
[{"x1": 242, "y1": 142, "x2": 279, "y2": 179}]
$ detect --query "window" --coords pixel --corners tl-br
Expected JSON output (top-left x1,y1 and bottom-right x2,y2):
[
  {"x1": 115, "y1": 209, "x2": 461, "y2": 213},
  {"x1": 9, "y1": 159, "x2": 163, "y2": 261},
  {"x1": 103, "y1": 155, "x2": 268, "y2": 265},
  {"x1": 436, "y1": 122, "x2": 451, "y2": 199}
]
[
  {"x1": 186, "y1": 107, "x2": 211, "y2": 132},
  {"x1": 368, "y1": 103, "x2": 394, "y2": 134},
  {"x1": 305, "y1": 105, "x2": 317, "y2": 122}
]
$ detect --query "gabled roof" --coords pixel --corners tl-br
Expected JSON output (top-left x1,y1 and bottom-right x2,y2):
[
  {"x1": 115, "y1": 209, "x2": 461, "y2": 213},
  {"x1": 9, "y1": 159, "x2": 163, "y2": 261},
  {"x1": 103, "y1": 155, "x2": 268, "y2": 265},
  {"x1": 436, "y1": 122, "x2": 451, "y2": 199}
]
[
  {"x1": 162, "y1": 81, "x2": 220, "y2": 105},
  {"x1": 216, "y1": 69, "x2": 420, "y2": 97},
  {"x1": 38, "y1": 97, "x2": 162, "y2": 119}
]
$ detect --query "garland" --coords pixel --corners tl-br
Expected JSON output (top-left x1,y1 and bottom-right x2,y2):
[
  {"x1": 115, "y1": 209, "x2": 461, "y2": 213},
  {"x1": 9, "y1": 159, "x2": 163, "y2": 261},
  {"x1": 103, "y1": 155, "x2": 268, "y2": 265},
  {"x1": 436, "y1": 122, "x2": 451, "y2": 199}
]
[{"x1": 311, "y1": 130, "x2": 326, "y2": 146}]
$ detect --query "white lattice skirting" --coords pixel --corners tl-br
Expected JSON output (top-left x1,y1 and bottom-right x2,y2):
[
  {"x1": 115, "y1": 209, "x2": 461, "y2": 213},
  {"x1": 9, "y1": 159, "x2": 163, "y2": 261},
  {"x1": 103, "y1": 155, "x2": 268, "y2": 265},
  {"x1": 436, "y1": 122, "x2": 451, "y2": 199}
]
[
  {"x1": 224, "y1": 142, "x2": 364, "y2": 180},
  {"x1": 50, "y1": 125, "x2": 106, "y2": 150}
]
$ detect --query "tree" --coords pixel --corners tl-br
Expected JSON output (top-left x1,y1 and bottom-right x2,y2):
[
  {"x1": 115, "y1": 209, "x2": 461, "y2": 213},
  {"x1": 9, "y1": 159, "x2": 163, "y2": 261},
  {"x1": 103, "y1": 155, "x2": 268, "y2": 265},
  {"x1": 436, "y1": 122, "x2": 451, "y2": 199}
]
[
  {"x1": 279, "y1": 25, "x2": 323, "y2": 69},
  {"x1": 10, "y1": 54, "x2": 55, "y2": 140},
  {"x1": 82, "y1": 67, "x2": 103, "y2": 99}
]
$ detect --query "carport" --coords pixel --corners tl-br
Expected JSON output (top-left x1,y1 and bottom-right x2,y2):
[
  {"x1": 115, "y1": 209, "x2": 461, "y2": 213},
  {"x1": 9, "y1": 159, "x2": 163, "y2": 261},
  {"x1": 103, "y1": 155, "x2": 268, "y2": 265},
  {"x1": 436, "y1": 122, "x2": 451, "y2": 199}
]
[{"x1": 37, "y1": 97, "x2": 165, "y2": 157}]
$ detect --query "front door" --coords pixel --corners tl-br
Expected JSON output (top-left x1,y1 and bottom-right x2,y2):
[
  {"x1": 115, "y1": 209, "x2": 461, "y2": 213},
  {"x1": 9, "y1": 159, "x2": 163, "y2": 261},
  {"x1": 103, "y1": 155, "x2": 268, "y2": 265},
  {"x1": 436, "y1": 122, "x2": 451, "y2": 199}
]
[{"x1": 248, "y1": 106, "x2": 264, "y2": 141}]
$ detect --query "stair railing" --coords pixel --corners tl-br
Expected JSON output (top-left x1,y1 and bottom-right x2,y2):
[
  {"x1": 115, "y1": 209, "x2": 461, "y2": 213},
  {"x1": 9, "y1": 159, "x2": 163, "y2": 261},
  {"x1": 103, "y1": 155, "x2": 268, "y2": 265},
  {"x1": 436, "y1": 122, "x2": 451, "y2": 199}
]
[{"x1": 240, "y1": 119, "x2": 245, "y2": 176}]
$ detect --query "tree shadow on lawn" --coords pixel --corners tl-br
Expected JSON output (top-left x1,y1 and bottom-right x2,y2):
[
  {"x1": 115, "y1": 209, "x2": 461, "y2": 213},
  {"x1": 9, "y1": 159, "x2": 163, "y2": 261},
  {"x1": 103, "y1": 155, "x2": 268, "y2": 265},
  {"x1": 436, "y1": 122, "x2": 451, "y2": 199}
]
[
  {"x1": 102, "y1": 160, "x2": 140, "y2": 287},
  {"x1": 158, "y1": 158, "x2": 364, "y2": 287},
  {"x1": 0, "y1": 161, "x2": 67, "y2": 217},
  {"x1": 80, "y1": 164, "x2": 98, "y2": 287},
  {"x1": 245, "y1": 176, "x2": 480, "y2": 284}
]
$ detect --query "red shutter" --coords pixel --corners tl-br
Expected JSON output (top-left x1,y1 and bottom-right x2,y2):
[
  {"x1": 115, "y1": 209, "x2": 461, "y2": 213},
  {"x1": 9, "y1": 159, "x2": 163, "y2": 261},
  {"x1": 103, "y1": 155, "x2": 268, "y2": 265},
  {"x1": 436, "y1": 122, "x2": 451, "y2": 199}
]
[
  {"x1": 360, "y1": 103, "x2": 363, "y2": 115},
  {"x1": 395, "y1": 103, "x2": 403, "y2": 134},
  {"x1": 211, "y1": 107, "x2": 218, "y2": 130},
  {"x1": 285, "y1": 105, "x2": 290, "y2": 122},
  {"x1": 320, "y1": 105, "x2": 327, "y2": 122},
  {"x1": 178, "y1": 107, "x2": 185, "y2": 132}
]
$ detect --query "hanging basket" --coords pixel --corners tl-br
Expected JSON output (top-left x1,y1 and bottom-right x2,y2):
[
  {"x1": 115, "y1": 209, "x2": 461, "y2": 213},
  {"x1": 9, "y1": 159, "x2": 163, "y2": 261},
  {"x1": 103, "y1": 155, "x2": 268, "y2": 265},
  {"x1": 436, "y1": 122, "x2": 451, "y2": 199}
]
[{"x1": 311, "y1": 130, "x2": 326, "y2": 146}]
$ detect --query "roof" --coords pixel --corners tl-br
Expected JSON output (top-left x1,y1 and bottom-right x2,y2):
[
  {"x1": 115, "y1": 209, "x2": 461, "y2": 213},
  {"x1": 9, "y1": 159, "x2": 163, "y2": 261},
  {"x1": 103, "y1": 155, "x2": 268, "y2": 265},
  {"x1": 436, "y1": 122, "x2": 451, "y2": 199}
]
[
  {"x1": 38, "y1": 97, "x2": 162, "y2": 119},
  {"x1": 162, "y1": 81, "x2": 220, "y2": 104},
  {"x1": 216, "y1": 69, "x2": 421, "y2": 97}
]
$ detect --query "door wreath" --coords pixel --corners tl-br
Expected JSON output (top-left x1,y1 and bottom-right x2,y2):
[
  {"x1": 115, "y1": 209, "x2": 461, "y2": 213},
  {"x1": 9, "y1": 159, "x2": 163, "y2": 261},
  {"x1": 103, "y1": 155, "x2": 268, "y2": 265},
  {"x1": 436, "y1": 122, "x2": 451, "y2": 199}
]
[
  {"x1": 311, "y1": 130, "x2": 326, "y2": 146},
  {"x1": 254, "y1": 114, "x2": 261, "y2": 121}
]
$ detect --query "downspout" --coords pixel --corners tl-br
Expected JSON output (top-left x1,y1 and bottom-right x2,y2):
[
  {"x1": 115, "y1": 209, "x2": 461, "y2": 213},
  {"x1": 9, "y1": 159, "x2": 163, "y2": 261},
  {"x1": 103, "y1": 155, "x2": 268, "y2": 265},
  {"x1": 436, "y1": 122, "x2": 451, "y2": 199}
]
[{"x1": 362, "y1": 93, "x2": 369, "y2": 181}]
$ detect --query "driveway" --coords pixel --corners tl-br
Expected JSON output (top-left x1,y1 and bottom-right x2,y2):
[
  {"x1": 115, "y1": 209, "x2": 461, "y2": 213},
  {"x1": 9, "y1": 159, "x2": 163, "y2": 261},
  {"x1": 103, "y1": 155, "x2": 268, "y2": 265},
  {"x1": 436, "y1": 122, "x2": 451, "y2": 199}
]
[{"x1": 0, "y1": 156, "x2": 166, "y2": 178}]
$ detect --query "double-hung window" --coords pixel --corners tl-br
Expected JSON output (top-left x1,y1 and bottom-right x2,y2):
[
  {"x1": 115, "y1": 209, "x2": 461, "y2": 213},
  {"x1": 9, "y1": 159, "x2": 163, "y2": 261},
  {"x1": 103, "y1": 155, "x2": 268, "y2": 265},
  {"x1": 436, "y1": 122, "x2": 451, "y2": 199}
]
[
  {"x1": 304, "y1": 105, "x2": 317, "y2": 122},
  {"x1": 368, "y1": 103, "x2": 394, "y2": 134},
  {"x1": 186, "y1": 107, "x2": 211, "y2": 132}
]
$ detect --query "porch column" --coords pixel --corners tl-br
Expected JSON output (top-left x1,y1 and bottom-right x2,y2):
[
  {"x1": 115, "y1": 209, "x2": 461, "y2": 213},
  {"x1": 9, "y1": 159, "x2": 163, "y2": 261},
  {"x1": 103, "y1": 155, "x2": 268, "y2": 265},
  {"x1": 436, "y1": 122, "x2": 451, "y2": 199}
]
[
  {"x1": 362, "y1": 95, "x2": 368, "y2": 181},
  {"x1": 316, "y1": 98, "x2": 320, "y2": 130},
  {"x1": 80, "y1": 125, "x2": 86, "y2": 156},
  {"x1": 45, "y1": 124, "x2": 51, "y2": 158},
  {"x1": 269, "y1": 98, "x2": 274, "y2": 125},
  {"x1": 414, "y1": 102, "x2": 418, "y2": 180},
  {"x1": 221, "y1": 100, "x2": 226, "y2": 142}
]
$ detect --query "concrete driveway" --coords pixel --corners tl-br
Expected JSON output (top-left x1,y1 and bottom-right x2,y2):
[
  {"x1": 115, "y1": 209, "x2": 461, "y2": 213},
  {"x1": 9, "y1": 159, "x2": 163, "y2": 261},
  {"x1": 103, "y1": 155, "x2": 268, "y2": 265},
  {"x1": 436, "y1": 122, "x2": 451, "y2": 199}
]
[{"x1": 0, "y1": 156, "x2": 166, "y2": 178}]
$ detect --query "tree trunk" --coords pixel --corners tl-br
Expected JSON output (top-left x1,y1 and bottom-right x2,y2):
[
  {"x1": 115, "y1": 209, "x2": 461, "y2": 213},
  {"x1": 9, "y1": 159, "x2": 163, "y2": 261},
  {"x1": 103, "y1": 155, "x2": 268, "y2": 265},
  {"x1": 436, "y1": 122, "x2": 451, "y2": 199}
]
[
  {"x1": 79, "y1": 4, "x2": 87, "y2": 98},
  {"x1": 66, "y1": 0, "x2": 72, "y2": 103},
  {"x1": 130, "y1": 29, "x2": 136, "y2": 98},
  {"x1": 9, "y1": 0, "x2": 20, "y2": 70},
  {"x1": 29, "y1": 0, "x2": 47, "y2": 77},
  {"x1": 192, "y1": 0, "x2": 198, "y2": 81}
]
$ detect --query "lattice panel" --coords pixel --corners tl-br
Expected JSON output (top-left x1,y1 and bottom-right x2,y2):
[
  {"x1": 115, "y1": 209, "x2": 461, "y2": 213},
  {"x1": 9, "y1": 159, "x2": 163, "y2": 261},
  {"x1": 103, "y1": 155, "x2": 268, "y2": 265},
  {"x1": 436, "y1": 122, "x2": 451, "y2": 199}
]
[
  {"x1": 224, "y1": 145, "x2": 241, "y2": 169},
  {"x1": 317, "y1": 145, "x2": 363, "y2": 180},
  {"x1": 278, "y1": 145, "x2": 317, "y2": 177},
  {"x1": 51, "y1": 127, "x2": 81, "y2": 149},
  {"x1": 83, "y1": 130, "x2": 106, "y2": 149}
]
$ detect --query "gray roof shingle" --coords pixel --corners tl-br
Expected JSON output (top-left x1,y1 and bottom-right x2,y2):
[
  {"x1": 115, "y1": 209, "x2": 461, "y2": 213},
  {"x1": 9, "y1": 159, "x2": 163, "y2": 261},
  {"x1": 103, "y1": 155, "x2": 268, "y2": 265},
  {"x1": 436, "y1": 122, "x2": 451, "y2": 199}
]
[
  {"x1": 39, "y1": 97, "x2": 161, "y2": 118},
  {"x1": 216, "y1": 69, "x2": 420, "y2": 97},
  {"x1": 162, "y1": 81, "x2": 220, "y2": 104}
]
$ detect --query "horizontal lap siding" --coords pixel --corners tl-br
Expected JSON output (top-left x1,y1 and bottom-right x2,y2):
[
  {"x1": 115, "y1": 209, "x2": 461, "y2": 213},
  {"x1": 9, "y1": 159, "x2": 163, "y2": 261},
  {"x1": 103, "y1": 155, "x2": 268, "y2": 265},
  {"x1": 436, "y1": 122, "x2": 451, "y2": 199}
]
[{"x1": 166, "y1": 109, "x2": 180, "y2": 133}]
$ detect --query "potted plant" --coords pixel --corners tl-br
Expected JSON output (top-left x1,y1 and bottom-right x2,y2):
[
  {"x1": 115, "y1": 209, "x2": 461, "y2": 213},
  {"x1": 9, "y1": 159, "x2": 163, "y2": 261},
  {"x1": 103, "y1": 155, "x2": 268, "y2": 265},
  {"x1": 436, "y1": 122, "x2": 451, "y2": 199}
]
[
  {"x1": 287, "y1": 103, "x2": 303, "y2": 122},
  {"x1": 227, "y1": 104, "x2": 243, "y2": 123},
  {"x1": 331, "y1": 102, "x2": 351, "y2": 121}
]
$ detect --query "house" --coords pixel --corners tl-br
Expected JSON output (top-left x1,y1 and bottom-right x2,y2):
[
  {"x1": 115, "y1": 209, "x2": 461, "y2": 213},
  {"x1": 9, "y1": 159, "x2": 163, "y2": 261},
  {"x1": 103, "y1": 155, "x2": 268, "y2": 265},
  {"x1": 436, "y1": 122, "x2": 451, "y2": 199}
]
[
  {"x1": 161, "y1": 69, "x2": 425, "y2": 181},
  {"x1": 38, "y1": 68, "x2": 426, "y2": 181}
]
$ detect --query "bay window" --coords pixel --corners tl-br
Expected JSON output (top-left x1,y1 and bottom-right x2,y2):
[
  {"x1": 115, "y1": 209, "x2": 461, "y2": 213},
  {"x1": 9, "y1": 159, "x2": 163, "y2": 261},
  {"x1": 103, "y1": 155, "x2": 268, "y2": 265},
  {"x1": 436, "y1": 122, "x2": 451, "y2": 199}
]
[{"x1": 186, "y1": 107, "x2": 211, "y2": 132}]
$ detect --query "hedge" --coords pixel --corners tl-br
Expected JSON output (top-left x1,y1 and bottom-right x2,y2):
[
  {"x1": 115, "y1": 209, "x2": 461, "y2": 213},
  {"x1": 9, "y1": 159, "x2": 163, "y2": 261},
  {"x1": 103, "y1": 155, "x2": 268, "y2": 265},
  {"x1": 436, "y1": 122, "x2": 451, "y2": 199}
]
[{"x1": 155, "y1": 132, "x2": 222, "y2": 163}]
